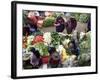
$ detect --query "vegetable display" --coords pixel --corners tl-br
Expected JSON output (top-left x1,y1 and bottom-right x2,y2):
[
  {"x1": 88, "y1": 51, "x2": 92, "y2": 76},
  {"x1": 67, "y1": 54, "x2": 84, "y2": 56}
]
[
  {"x1": 79, "y1": 14, "x2": 90, "y2": 23},
  {"x1": 23, "y1": 31, "x2": 91, "y2": 69},
  {"x1": 71, "y1": 13, "x2": 90, "y2": 23},
  {"x1": 79, "y1": 31, "x2": 91, "y2": 54},
  {"x1": 22, "y1": 11, "x2": 91, "y2": 69},
  {"x1": 33, "y1": 42, "x2": 49, "y2": 56},
  {"x1": 51, "y1": 32, "x2": 61, "y2": 47},
  {"x1": 42, "y1": 17, "x2": 55, "y2": 27},
  {"x1": 32, "y1": 35, "x2": 44, "y2": 44}
]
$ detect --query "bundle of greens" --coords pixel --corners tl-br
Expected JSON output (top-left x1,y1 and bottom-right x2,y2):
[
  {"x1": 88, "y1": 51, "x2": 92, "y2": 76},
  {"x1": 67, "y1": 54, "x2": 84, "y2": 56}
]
[
  {"x1": 78, "y1": 53, "x2": 91, "y2": 66},
  {"x1": 51, "y1": 32, "x2": 61, "y2": 47},
  {"x1": 79, "y1": 14, "x2": 90, "y2": 23},
  {"x1": 79, "y1": 31, "x2": 91, "y2": 54},
  {"x1": 42, "y1": 17, "x2": 55, "y2": 27},
  {"x1": 33, "y1": 42, "x2": 49, "y2": 56}
]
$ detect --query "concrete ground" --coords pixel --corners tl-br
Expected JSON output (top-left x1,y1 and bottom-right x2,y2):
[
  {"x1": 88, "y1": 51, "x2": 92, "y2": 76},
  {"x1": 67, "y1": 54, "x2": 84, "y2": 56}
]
[{"x1": 39, "y1": 22, "x2": 88, "y2": 33}]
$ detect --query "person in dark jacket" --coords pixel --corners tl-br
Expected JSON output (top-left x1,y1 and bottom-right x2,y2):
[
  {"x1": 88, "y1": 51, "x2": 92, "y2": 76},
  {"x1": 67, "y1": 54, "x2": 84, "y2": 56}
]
[
  {"x1": 26, "y1": 11, "x2": 40, "y2": 35},
  {"x1": 30, "y1": 48, "x2": 42, "y2": 69},
  {"x1": 65, "y1": 18, "x2": 77, "y2": 34},
  {"x1": 54, "y1": 16, "x2": 65, "y2": 32},
  {"x1": 48, "y1": 47, "x2": 62, "y2": 68}
]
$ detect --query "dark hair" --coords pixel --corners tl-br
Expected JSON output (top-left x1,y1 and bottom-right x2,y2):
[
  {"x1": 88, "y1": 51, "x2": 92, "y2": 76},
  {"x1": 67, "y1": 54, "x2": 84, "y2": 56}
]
[
  {"x1": 30, "y1": 47, "x2": 40, "y2": 58},
  {"x1": 66, "y1": 18, "x2": 77, "y2": 34},
  {"x1": 56, "y1": 16, "x2": 64, "y2": 23},
  {"x1": 48, "y1": 47, "x2": 56, "y2": 55}
]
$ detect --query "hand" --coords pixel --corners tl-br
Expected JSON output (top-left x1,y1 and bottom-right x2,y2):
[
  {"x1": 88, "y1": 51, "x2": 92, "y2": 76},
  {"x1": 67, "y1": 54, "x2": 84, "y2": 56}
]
[{"x1": 54, "y1": 23, "x2": 60, "y2": 26}]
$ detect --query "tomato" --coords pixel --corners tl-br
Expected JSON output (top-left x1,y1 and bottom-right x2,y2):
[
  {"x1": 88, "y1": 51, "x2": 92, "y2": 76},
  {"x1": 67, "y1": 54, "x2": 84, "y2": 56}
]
[{"x1": 32, "y1": 35, "x2": 44, "y2": 44}]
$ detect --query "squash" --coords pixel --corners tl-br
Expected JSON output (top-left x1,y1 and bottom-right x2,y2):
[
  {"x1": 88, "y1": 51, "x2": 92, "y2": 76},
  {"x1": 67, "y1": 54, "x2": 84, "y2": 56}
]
[{"x1": 61, "y1": 47, "x2": 69, "y2": 62}]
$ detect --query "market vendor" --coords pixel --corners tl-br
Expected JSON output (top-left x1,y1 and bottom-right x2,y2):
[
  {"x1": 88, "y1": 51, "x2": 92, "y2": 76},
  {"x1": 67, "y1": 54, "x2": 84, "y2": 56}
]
[
  {"x1": 65, "y1": 17, "x2": 77, "y2": 34},
  {"x1": 54, "y1": 16, "x2": 65, "y2": 32},
  {"x1": 27, "y1": 11, "x2": 40, "y2": 35}
]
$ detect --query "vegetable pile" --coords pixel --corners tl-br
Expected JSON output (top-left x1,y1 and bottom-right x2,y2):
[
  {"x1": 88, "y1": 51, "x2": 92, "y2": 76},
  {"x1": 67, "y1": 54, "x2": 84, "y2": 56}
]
[
  {"x1": 22, "y1": 31, "x2": 91, "y2": 69},
  {"x1": 51, "y1": 32, "x2": 61, "y2": 47},
  {"x1": 42, "y1": 17, "x2": 55, "y2": 27},
  {"x1": 33, "y1": 42, "x2": 49, "y2": 56}
]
